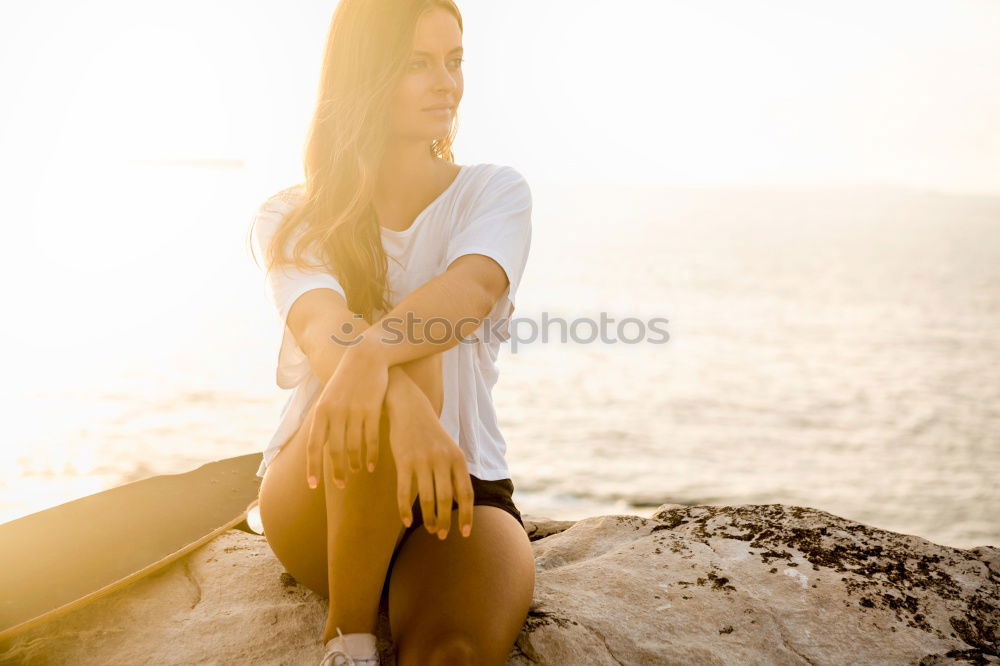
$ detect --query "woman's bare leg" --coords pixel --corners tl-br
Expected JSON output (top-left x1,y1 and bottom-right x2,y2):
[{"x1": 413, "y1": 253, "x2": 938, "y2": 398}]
[
  {"x1": 257, "y1": 353, "x2": 444, "y2": 642},
  {"x1": 390, "y1": 506, "x2": 535, "y2": 665}
]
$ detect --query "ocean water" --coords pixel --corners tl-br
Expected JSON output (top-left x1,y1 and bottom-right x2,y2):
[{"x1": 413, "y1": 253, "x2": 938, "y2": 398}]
[{"x1": 1, "y1": 165, "x2": 997, "y2": 549}]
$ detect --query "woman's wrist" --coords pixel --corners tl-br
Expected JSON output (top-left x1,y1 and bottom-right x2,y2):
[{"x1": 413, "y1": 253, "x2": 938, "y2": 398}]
[
  {"x1": 385, "y1": 366, "x2": 432, "y2": 421},
  {"x1": 347, "y1": 328, "x2": 390, "y2": 367},
  {"x1": 350, "y1": 325, "x2": 392, "y2": 366}
]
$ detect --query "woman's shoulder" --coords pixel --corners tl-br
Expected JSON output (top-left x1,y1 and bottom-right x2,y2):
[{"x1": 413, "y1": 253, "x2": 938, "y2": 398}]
[
  {"x1": 463, "y1": 162, "x2": 527, "y2": 181},
  {"x1": 461, "y1": 163, "x2": 530, "y2": 199},
  {"x1": 460, "y1": 163, "x2": 532, "y2": 208}
]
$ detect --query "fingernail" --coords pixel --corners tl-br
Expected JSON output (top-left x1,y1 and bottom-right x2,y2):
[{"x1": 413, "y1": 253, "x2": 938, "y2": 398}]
[
  {"x1": 336, "y1": 479, "x2": 345, "y2": 489},
  {"x1": 367, "y1": 462, "x2": 374, "y2": 472},
  {"x1": 437, "y1": 529, "x2": 447, "y2": 540},
  {"x1": 308, "y1": 476, "x2": 317, "y2": 489},
  {"x1": 403, "y1": 516, "x2": 412, "y2": 527},
  {"x1": 462, "y1": 525, "x2": 471, "y2": 537}
]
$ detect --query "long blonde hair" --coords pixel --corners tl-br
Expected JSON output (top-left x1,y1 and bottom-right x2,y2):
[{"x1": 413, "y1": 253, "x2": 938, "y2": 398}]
[{"x1": 250, "y1": 0, "x2": 463, "y2": 324}]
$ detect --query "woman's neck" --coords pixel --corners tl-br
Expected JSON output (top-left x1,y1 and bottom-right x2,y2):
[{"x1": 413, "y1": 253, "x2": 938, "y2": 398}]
[{"x1": 373, "y1": 143, "x2": 458, "y2": 231}]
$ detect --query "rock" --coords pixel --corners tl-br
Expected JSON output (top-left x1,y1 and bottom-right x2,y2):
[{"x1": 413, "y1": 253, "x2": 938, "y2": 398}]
[
  {"x1": 0, "y1": 528, "x2": 330, "y2": 665},
  {"x1": 0, "y1": 504, "x2": 996, "y2": 665},
  {"x1": 515, "y1": 504, "x2": 999, "y2": 665}
]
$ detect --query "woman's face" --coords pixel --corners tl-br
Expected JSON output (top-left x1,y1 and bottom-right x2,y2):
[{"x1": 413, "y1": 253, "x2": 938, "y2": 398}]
[{"x1": 389, "y1": 7, "x2": 464, "y2": 142}]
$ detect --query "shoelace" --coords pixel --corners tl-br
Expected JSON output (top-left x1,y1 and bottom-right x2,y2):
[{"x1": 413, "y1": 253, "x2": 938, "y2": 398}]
[
  {"x1": 319, "y1": 627, "x2": 378, "y2": 666},
  {"x1": 319, "y1": 650, "x2": 355, "y2": 666}
]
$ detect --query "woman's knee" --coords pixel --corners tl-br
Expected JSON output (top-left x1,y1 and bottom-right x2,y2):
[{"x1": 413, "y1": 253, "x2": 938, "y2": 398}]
[
  {"x1": 398, "y1": 631, "x2": 477, "y2": 666},
  {"x1": 257, "y1": 428, "x2": 329, "y2": 595}
]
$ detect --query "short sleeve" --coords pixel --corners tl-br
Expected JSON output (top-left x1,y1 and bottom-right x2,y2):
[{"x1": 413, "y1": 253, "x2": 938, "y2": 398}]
[
  {"x1": 444, "y1": 166, "x2": 532, "y2": 344},
  {"x1": 250, "y1": 192, "x2": 347, "y2": 389}
]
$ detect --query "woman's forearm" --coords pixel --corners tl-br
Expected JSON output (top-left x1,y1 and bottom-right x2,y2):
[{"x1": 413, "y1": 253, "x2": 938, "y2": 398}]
[
  {"x1": 354, "y1": 265, "x2": 498, "y2": 368},
  {"x1": 305, "y1": 314, "x2": 442, "y2": 425},
  {"x1": 383, "y1": 364, "x2": 439, "y2": 421}
]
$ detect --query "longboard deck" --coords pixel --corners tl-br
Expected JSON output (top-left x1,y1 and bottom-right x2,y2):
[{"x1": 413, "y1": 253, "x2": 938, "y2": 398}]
[{"x1": 0, "y1": 453, "x2": 263, "y2": 642}]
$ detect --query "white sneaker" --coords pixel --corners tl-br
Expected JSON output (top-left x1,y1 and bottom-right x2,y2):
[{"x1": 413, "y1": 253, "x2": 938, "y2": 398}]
[{"x1": 319, "y1": 627, "x2": 379, "y2": 666}]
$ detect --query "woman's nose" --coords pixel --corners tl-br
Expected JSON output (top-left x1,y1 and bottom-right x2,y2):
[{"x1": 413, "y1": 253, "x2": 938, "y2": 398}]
[{"x1": 432, "y1": 63, "x2": 458, "y2": 93}]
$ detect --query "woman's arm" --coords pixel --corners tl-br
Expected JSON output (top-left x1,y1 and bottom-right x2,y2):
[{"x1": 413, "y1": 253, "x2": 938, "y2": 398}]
[
  {"x1": 285, "y1": 287, "x2": 362, "y2": 376},
  {"x1": 289, "y1": 286, "x2": 442, "y2": 418},
  {"x1": 351, "y1": 252, "x2": 510, "y2": 368},
  {"x1": 352, "y1": 166, "x2": 532, "y2": 368},
  {"x1": 299, "y1": 257, "x2": 501, "y2": 488},
  {"x1": 293, "y1": 285, "x2": 473, "y2": 536}
]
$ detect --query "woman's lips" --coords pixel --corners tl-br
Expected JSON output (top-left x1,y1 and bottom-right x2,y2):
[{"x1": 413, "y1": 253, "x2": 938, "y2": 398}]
[{"x1": 423, "y1": 107, "x2": 453, "y2": 114}]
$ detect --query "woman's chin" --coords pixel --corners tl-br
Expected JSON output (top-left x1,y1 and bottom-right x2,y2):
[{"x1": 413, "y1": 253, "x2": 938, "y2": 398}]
[{"x1": 427, "y1": 122, "x2": 452, "y2": 136}]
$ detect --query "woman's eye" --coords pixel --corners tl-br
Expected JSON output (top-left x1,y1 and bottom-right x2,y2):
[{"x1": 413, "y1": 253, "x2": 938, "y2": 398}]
[{"x1": 408, "y1": 58, "x2": 462, "y2": 72}]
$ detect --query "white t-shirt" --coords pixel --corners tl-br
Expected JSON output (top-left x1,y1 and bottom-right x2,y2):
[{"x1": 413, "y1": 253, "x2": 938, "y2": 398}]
[{"x1": 250, "y1": 162, "x2": 532, "y2": 481}]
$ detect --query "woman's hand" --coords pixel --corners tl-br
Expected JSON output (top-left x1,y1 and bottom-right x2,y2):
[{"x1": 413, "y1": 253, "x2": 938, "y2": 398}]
[
  {"x1": 388, "y1": 394, "x2": 475, "y2": 540},
  {"x1": 305, "y1": 343, "x2": 389, "y2": 490}
]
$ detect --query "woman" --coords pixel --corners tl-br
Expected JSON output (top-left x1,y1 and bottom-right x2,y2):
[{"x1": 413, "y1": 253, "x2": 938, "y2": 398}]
[{"x1": 248, "y1": 1, "x2": 535, "y2": 664}]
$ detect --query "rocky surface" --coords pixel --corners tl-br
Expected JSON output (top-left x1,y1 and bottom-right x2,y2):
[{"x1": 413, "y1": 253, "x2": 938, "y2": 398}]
[{"x1": 1, "y1": 503, "x2": 996, "y2": 665}]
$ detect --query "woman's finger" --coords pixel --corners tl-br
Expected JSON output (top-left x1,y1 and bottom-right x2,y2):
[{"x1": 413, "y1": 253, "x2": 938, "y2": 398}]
[
  {"x1": 415, "y1": 463, "x2": 437, "y2": 534},
  {"x1": 364, "y1": 409, "x2": 380, "y2": 473},
  {"x1": 453, "y1": 462, "x2": 475, "y2": 538},
  {"x1": 327, "y1": 408, "x2": 348, "y2": 489},
  {"x1": 344, "y1": 408, "x2": 364, "y2": 474},
  {"x1": 396, "y1": 463, "x2": 414, "y2": 528},
  {"x1": 433, "y1": 463, "x2": 454, "y2": 540},
  {"x1": 305, "y1": 410, "x2": 326, "y2": 490}
]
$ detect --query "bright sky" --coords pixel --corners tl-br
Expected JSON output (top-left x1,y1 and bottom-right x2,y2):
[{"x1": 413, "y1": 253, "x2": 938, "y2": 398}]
[{"x1": 0, "y1": 0, "x2": 998, "y2": 194}]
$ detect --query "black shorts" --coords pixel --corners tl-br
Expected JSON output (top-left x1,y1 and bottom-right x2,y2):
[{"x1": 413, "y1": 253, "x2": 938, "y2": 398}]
[
  {"x1": 399, "y1": 474, "x2": 523, "y2": 542},
  {"x1": 380, "y1": 475, "x2": 523, "y2": 604}
]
